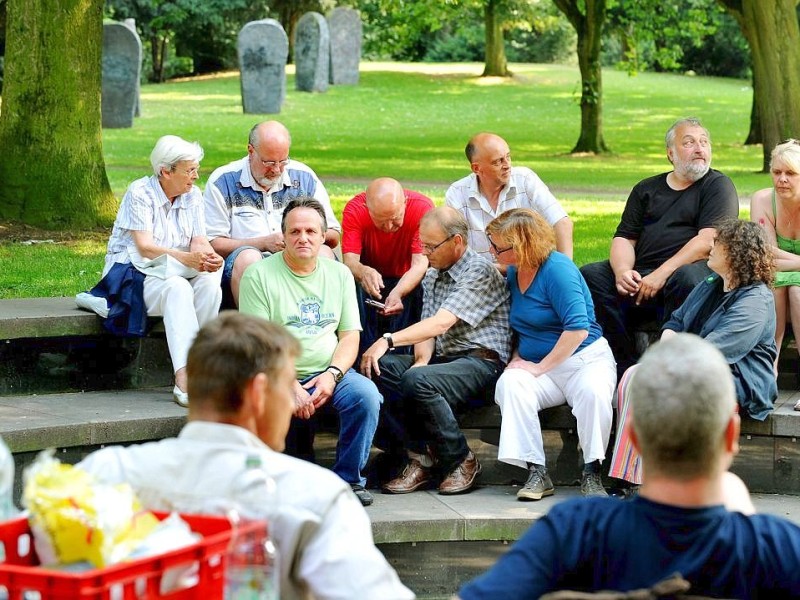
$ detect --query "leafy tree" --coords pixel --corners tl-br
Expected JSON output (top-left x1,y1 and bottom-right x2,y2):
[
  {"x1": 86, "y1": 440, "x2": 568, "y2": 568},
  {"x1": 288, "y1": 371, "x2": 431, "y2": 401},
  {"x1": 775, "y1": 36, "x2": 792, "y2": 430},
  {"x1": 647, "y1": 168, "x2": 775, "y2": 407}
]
[
  {"x1": 0, "y1": 0, "x2": 116, "y2": 229},
  {"x1": 607, "y1": 0, "x2": 718, "y2": 75},
  {"x1": 717, "y1": 0, "x2": 800, "y2": 171},
  {"x1": 552, "y1": 0, "x2": 609, "y2": 154},
  {"x1": 266, "y1": 0, "x2": 335, "y2": 61},
  {"x1": 359, "y1": 0, "x2": 462, "y2": 61}
]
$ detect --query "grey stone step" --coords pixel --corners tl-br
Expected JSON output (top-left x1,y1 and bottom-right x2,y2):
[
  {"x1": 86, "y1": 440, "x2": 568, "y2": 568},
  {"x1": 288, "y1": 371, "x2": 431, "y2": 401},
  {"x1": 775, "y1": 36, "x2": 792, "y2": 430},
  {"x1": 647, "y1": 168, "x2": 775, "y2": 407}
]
[
  {"x1": 375, "y1": 486, "x2": 800, "y2": 599},
  {"x1": 0, "y1": 298, "x2": 172, "y2": 395}
]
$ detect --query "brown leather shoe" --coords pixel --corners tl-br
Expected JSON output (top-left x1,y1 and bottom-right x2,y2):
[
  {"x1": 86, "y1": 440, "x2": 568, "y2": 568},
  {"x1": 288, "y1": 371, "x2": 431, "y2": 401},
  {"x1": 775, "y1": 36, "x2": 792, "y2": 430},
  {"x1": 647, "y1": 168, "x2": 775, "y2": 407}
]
[
  {"x1": 438, "y1": 451, "x2": 482, "y2": 495},
  {"x1": 382, "y1": 459, "x2": 432, "y2": 494}
]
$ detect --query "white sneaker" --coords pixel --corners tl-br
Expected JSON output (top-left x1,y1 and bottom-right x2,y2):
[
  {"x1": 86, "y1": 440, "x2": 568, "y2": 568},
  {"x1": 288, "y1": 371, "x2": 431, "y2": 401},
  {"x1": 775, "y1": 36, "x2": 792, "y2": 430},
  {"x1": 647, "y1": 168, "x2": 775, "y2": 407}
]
[{"x1": 75, "y1": 292, "x2": 109, "y2": 318}]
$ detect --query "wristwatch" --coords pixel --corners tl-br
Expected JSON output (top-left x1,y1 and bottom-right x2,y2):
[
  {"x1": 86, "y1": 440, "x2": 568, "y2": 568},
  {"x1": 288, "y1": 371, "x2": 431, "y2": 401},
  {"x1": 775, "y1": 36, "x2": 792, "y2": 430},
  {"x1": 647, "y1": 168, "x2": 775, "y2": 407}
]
[
  {"x1": 382, "y1": 333, "x2": 395, "y2": 350},
  {"x1": 325, "y1": 365, "x2": 344, "y2": 384}
]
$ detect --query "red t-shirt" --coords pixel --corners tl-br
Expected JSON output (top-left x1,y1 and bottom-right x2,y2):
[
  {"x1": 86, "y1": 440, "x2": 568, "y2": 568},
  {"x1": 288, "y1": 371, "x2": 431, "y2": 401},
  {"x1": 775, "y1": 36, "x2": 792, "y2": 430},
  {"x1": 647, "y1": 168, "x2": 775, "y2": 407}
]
[{"x1": 341, "y1": 189, "x2": 434, "y2": 278}]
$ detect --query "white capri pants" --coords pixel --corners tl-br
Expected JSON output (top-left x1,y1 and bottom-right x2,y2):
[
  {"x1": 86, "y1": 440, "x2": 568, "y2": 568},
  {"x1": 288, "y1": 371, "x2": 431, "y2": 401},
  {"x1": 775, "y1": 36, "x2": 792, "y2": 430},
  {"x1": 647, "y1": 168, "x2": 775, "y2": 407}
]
[
  {"x1": 143, "y1": 270, "x2": 223, "y2": 374},
  {"x1": 495, "y1": 337, "x2": 617, "y2": 468}
]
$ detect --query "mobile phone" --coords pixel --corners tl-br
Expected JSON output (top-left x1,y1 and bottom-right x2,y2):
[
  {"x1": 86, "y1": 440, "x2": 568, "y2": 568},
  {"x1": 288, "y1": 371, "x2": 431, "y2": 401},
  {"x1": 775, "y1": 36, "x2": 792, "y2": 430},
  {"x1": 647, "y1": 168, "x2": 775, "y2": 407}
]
[{"x1": 365, "y1": 298, "x2": 386, "y2": 310}]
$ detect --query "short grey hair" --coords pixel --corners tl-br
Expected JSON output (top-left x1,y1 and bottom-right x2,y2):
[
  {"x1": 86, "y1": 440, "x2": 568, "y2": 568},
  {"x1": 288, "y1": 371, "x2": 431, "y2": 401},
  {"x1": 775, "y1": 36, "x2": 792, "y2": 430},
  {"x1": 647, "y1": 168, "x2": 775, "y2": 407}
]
[
  {"x1": 665, "y1": 117, "x2": 709, "y2": 149},
  {"x1": 149, "y1": 135, "x2": 203, "y2": 176},
  {"x1": 630, "y1": 333, "x2": 735, "y2": 480},
  {"x1": 420, "y1": 206, "x2": 469, "y2": 244}
]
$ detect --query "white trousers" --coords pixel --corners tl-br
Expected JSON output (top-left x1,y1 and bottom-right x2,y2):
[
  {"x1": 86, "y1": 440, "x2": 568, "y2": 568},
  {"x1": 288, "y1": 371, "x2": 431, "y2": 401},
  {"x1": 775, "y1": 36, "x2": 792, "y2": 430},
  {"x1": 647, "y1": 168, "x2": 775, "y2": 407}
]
[
  {"x1": 495, "y1": 337, "x2": 617, "y2": 468},
  {"x1": 143, "y1": 270, "x2": 222, "y2": 373}
]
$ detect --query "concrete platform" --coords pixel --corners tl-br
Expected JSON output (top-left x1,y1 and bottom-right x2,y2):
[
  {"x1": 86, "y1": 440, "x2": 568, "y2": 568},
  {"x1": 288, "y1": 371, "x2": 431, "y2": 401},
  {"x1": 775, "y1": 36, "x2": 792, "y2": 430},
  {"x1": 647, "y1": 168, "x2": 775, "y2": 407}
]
[{"x1": 373, "y1": 485, "x2": 800, "y2": 598}]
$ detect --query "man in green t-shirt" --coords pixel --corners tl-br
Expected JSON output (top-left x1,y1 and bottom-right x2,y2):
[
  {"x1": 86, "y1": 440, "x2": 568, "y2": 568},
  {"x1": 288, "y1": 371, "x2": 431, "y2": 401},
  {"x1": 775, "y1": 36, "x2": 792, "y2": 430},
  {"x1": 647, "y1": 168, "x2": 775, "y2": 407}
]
[{"x1": 239, "y1": 197, "x2": 382, "y2": 507}]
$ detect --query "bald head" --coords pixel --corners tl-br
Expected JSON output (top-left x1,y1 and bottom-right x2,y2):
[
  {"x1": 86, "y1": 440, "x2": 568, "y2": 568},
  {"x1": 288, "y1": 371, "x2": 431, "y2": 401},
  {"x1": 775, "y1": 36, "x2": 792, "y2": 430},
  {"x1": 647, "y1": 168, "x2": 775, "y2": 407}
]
[
  {"x1": 365, "y1": 178, "x2": 406, "y2": 233},
  {"x1": 465, "y1": 132, "x2": 508, "y2": 163},
  {"x1": 249, "y1": 121, "x2": 291, "y2": 149},
  {"x1": 465, "y1": 133, "x2": 512, "y2": 190},
  {"x1": 247, "y1": 121, "x2": 292, "y2": 189}
]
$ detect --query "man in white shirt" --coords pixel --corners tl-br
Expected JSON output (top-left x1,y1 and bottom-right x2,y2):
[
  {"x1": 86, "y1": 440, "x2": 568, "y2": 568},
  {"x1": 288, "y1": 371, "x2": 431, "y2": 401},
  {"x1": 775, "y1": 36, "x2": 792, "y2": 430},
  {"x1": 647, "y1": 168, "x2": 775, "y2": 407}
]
[
  {"x1": 204, "y1": 121, "x2": 340, "y2": 306},
  {"x1": 79, "y1": 312, "x2": 413, "y2": 600},
  {"x1": 445, "y1": 132, "x2": 573, "y2": 266}
]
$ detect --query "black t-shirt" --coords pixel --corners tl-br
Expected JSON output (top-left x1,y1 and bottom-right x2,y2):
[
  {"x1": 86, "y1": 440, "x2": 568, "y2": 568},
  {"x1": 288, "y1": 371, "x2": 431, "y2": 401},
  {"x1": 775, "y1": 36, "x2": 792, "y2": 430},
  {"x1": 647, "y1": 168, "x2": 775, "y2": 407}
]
[{"x1": 614, "y1": 169, "x2": 738, "y2": 272}]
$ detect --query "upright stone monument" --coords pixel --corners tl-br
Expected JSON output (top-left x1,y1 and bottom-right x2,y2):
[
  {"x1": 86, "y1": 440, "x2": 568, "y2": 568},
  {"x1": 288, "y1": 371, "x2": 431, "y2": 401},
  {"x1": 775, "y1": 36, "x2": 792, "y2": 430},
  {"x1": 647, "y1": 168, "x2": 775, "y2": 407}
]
[
  {"x1": 295, "y1": 12, "x2": 329, "y2": 93},
  {"x1": 238, "y1": 19, "x2": 288, "y2": 114},
  {"x1": 122, "y1": 19, "x2": 142, "y2": 117},
  {"x1": 102, "y1": 22, "x2": 142, "y2": 129},
  {"x1": 327, "y1": 7, "x2": 361, "y2": 85}
]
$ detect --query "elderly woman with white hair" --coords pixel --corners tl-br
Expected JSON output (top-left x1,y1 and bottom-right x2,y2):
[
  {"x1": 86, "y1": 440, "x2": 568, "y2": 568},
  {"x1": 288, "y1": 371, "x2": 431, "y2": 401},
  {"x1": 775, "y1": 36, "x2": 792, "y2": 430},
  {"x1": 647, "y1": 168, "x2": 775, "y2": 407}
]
[{"x1": 101, "y1": 135, "x2": 223, "y2": 406}]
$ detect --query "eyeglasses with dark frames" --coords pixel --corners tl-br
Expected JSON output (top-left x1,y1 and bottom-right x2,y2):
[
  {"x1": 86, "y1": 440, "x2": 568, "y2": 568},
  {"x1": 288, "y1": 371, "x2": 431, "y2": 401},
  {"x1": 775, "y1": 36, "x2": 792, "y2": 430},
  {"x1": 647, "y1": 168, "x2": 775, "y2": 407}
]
[
  {"x1": 487, "y1": 234, "x2": 513, "y2": 255},
  {"x1": 422, "y1": 234, "x2": 455, "y2": 254}
]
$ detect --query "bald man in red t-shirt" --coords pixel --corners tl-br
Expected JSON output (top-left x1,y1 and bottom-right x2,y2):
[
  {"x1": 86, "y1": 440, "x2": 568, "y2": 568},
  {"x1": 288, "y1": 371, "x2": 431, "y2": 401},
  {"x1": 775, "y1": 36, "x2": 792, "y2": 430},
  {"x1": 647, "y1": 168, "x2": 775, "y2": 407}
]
[{"x1": 342, "y1": 177, "x2": 434, "y2": 353}]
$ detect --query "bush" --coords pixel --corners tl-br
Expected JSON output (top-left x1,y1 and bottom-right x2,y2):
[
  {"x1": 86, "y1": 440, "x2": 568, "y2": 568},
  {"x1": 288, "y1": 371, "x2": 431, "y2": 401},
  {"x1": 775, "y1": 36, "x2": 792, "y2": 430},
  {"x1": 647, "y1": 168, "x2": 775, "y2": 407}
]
[
  {"x1": 506, "y1": 15, "x2": 575, "y2": 64},
  {"x1": 423, "y1": 24, "x2": 484, "y2": 63},
  {"x1": 681, "y1": 12, "x2": 750, "y2": 78}
]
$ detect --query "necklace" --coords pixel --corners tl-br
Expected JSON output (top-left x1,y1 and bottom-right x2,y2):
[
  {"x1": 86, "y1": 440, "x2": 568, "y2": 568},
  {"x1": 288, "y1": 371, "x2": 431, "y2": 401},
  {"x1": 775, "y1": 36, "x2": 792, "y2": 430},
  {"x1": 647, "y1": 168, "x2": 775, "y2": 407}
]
[{"x1": 779, "y1": 197, "x2": 800, "y2": 229}]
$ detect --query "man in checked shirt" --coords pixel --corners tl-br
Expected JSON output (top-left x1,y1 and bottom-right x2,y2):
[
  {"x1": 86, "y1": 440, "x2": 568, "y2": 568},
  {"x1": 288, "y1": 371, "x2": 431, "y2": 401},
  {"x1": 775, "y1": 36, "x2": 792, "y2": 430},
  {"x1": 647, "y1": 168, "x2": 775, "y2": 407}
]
[{"x1": 361, "y1": 207, "x2": 511, "y2": 495}]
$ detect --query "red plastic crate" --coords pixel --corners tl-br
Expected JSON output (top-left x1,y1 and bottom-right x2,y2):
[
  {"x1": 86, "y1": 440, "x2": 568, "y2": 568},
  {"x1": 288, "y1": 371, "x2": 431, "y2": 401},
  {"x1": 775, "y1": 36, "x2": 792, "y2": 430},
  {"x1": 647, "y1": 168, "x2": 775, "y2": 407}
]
[{"x1": 0, "y1": 512, "x2": 258, "y2": 600}]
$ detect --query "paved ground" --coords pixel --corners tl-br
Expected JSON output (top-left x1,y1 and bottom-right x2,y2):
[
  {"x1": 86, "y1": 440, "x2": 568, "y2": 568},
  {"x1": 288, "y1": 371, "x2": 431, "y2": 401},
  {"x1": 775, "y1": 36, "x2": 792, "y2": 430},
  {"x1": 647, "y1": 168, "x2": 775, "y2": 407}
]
[{"x1": 367, "y1": 483, "x2": 800, "y2": 540}]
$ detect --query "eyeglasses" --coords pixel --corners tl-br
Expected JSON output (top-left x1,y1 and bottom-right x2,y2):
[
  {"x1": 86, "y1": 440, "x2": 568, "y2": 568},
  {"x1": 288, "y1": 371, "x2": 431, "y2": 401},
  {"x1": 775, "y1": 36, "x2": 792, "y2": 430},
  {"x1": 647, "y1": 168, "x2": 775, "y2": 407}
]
[
  {"x1": 173, "y1": 166, "x2": 200, "y2": 177},
  {"x1": 252, "y1": 147, "x2": 290, "y2": 169},
  {"x1": 487, "y1": 235, "x2": 513, "y2": 255},
  {"x1": 422, "y1": 234, "x2": 455, "y2": 254}
]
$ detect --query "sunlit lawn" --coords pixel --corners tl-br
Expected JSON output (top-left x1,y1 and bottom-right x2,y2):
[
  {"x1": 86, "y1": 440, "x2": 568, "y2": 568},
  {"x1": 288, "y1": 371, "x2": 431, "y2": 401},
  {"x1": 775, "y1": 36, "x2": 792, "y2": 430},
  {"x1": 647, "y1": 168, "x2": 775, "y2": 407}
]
[{"x1": 2, "y1": 62, "x2": 763, "y2": 298}]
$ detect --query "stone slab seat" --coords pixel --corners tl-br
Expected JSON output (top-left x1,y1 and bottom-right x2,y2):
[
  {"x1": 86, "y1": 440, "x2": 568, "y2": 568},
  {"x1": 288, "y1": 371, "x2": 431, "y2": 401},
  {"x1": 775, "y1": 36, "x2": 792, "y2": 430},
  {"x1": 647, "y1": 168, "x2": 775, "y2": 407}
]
[
  {"x1": 0, "y1": 297, "x2": 164, "y2": 339},
  {"x1": 457, "y1": 388, "x2": 800, "y2": 494},
  {"x1": 0, "y1": 297, "x2": 172, "y2": 395}
]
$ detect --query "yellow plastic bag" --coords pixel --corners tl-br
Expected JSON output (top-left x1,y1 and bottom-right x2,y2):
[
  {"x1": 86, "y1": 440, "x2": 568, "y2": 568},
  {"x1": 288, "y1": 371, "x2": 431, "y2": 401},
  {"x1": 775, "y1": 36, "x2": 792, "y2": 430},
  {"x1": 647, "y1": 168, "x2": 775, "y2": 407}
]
[{"x1": 22, "y1": 450, "x2": 159, "y2": 568}]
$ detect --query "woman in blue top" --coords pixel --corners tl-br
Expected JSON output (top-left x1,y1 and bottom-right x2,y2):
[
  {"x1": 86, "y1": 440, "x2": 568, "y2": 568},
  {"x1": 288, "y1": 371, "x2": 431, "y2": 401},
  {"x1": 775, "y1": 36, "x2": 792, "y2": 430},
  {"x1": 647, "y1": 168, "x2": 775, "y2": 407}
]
[{"x1": 486, "y1": 209, "x2": 616, "y2": 501}]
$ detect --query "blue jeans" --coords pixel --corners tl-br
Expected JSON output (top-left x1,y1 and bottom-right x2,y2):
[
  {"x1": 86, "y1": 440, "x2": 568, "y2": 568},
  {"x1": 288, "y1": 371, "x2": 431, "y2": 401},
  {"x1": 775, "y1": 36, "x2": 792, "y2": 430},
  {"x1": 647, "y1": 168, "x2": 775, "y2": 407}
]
[
  {"x1": 375, "y1": 354, "x2": 501, "y2": 474},
  {"x1": 301, "y1": 369, "x2": 381, "y2": 487},
  {"x1": 221, "y1": 245, "x2": 269, "y2": 309}
]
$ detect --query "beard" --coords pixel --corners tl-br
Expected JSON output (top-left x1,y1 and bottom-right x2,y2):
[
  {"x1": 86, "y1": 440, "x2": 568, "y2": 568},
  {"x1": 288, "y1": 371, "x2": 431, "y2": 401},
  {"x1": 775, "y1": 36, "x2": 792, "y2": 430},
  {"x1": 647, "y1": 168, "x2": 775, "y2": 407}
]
[
  {"x1": 674, "y1": 157, "x2": 710, "y2": 183},
  {"x1": 258, "y1": 175, "x2": 280, "y2": 189}
]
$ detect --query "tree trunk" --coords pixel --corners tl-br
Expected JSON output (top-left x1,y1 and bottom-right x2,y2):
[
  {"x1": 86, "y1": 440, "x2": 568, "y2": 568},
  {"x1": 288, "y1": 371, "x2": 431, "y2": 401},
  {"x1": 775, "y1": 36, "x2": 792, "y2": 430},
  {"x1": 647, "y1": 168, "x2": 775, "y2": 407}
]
[
  {"x1": 483, "y1": 0, "x2": 509, "y2": 77},
  {"x1": 553, "y1": 0, "x2": 610, "y2": 154},
  {"x1": 718, "y1": 0, "x2": 800, "y2": 171},
  {"x1": 0, "y1": 0, "x2": 116, "y2": 228},
  {"x1": 744, "y1": 72, "x2": 760, "y2": 145}
]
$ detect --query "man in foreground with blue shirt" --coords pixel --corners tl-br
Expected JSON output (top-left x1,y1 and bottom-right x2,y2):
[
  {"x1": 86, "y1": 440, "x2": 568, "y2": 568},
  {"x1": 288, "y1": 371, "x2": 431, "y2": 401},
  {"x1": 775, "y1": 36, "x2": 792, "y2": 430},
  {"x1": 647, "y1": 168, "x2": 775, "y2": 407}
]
[{"x1": 457, "y1": 333, "x2": 800, "y2": 599}]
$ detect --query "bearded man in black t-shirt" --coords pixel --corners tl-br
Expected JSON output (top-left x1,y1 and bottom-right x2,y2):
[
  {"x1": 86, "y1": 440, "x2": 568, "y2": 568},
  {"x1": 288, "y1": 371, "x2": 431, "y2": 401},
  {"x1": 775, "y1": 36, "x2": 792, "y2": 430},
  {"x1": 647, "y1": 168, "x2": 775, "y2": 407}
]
[{"x1": 580, "y1": 117, "x2": 739, "y2": 377}]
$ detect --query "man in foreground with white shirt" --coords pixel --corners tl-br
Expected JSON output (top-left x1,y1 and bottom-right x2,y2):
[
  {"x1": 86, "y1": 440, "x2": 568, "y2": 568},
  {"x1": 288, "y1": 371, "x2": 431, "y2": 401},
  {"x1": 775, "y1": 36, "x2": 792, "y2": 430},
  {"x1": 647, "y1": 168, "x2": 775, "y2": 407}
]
[{"x1": 79, "y1": 312, "x2": 413, "y2": 599}]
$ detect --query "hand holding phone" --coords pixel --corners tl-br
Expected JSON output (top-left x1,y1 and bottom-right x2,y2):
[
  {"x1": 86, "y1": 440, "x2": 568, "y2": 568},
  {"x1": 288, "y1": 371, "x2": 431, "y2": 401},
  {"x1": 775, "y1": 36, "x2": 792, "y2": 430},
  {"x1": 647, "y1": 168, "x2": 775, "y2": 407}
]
[{"x1": 365, "y1": 298, "x2": 386, "y2": 310}]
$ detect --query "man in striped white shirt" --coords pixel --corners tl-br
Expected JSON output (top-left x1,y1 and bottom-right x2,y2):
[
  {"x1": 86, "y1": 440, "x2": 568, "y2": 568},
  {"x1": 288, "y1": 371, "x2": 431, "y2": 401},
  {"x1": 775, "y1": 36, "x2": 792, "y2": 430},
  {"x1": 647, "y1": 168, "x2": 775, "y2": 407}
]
[{"x1": 445, "y1": 133, "x2": 573, "y2": 268}]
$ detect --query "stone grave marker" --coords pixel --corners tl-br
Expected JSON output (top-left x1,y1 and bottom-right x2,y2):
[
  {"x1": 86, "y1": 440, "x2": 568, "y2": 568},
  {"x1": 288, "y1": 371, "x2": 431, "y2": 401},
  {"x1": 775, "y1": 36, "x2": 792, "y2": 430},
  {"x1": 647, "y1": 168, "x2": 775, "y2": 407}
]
[
  {"x1": 327, "y1": 7, "x2": 361, "y2": 85},
  {"x1": 295, "y1": 12, "x2": 329, "y2": 93},
  {"x1": 238, "y1": 19, "x2": 288, "y2": 114},
  {"x1": 102, "y1": 22, "x2": 142, "y2": 129},
  {"x1": 122, "y1": 19, "x2": 142, "y2": 117}
]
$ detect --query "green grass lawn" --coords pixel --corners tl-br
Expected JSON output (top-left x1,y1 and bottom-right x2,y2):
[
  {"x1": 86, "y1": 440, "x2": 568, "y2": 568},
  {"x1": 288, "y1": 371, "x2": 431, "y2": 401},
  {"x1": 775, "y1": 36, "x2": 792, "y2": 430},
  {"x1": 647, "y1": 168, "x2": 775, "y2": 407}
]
[{"x1": 1, "y1": 62, "x2": 763, "y2": 298}]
